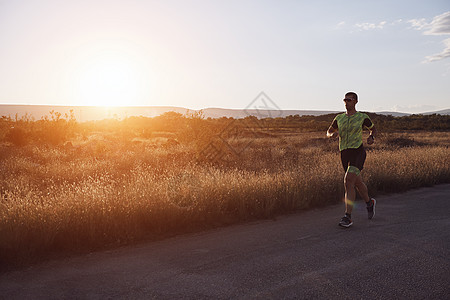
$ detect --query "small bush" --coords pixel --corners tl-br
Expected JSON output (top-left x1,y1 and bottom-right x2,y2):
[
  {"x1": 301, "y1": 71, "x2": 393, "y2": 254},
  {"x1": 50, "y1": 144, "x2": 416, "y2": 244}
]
[
  {"x1": 384, "y1": 136, "x2": 428, "y2": 148},
  {"x1": 5, "y1": 127, "x2": 28, "y2": 146}
]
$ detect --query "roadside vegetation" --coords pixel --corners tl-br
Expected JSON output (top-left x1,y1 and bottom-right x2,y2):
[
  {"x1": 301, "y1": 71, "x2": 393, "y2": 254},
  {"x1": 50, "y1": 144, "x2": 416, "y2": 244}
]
[{"x1": 1, "y1": 111, "x2": 449, "y2": 268}]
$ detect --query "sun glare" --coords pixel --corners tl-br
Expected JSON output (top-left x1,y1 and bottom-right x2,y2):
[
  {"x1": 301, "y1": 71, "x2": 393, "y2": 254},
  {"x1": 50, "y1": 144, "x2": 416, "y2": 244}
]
[
  {"x1": 77, "y1": 58, "x2": 139, "y2": 107},
  {"x1": 65, "y1": 40, "x2": 154, "y2": 107}
]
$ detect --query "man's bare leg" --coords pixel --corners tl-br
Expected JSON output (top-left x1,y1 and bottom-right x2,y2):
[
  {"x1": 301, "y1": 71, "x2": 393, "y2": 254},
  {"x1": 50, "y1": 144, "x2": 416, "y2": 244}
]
[
  {"x1": 355, "y1": 175, "x2": 371, "y2": 203},
  {"x1": 344, "y1": 171, "x2": 357, "y2": 215},
  {"x1": 355, "y1": 174, "x2": 376, "y2": 219}
]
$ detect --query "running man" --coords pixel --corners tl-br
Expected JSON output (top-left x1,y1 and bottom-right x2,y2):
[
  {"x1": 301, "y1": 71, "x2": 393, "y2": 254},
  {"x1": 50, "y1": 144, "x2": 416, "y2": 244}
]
[{"x1": 327, "y1": 92, "x2": 377, "y2": 228}]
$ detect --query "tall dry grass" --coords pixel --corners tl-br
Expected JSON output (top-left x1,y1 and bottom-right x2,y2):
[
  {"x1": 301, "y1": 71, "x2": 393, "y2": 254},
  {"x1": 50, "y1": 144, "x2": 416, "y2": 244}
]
[{"x1": 1, "y1": 130, "x2": 449, "y2": 269}]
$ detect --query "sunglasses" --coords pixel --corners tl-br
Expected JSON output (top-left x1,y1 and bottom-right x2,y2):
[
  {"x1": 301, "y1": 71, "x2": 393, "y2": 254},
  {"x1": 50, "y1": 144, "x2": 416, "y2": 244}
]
[{"x1": 343, "y1": 98, "x2": 354, "y2": 102}]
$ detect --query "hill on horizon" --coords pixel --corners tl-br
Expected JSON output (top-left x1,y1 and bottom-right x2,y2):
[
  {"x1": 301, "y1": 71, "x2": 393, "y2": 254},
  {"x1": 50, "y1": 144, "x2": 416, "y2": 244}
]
[{"x1": 1, "y1": 104, "x2": 447, "y2": 122}]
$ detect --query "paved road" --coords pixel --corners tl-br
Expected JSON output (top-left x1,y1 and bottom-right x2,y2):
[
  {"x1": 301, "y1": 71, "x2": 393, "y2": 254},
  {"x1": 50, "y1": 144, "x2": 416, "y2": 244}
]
[{"x1": 1, "y1": 185, "x2": 450, "y2": 299}]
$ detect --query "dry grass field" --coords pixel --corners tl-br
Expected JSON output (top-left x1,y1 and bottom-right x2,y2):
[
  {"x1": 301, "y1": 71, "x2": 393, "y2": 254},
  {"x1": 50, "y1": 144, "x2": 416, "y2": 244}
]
[{"x1": 1, "y1": 114, "x2": 449, "y2": 268}]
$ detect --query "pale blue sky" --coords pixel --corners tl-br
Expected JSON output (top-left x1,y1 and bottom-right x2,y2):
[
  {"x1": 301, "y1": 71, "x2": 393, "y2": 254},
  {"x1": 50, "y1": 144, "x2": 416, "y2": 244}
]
[{"x1": 1, "y1": 0, "x2": 449, "y2": 113}]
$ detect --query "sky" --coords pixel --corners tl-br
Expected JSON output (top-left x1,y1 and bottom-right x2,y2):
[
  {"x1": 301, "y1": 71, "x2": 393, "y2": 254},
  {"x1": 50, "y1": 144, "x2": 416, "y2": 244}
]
[{"x1": 0, "y1": 0, "x2": 449, "y2": 113}]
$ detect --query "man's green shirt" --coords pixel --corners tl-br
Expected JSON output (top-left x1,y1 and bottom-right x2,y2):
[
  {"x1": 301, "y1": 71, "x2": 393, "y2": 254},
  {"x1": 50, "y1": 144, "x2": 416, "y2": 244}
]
[{"x1": 331, "y1": 112, "x2": 374, "y2": 151}]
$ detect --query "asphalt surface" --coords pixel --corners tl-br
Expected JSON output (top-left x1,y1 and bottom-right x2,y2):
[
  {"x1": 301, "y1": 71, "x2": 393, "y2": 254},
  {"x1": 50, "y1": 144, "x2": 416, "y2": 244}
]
[{"x1": 1, "y1": 184, "x2": 450, "y2": 299}]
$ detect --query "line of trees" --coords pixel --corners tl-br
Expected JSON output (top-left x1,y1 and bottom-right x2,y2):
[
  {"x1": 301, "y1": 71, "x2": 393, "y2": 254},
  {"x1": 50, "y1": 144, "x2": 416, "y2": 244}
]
[
  {"x1": 1, "y1": 110, "x2": 449, "y2": 146},
  {"x1": 255, "y1": 112, "x2": 450, "y2": 132}
]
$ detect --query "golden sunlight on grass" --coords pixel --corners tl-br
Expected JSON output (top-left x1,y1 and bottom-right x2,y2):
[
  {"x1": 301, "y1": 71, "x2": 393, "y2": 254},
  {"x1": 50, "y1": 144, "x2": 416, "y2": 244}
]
[{"x1": 1, "y1": 112, "x2": 449, "y2": 268}]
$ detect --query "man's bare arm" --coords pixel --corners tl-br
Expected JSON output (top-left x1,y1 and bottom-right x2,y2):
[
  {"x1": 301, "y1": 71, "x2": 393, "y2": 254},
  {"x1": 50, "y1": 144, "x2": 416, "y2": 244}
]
[
  {"x1": 327, "y1": 125, "x2": 338, "y2": 138},
  {"x1": 367, "y1": 125, "x2": 377, "y2": 144}
]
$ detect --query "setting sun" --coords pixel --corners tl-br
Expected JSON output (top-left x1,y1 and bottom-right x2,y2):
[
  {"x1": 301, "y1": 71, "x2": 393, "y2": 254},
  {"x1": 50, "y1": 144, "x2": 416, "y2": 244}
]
[
  {"x1": 77, "y1": 57, "x2": 139, "y2": 107},
  {"x1": 62, "y1": 39, "x2": 155, "y2": 107},
  {"x1": 76, "y1": 52, "x2": 141, "y2": 106}
]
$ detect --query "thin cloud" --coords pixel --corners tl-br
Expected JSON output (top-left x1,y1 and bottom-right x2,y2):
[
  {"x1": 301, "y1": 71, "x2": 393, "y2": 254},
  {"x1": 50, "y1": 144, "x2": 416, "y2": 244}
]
[
  {"x1": 425, "y1": 11, "x2": 450, "y2": 35},
  {"x1": 424, "y1": 38, "x2": 450, "y2": 62},
  {"x1": 409, "y1": 11, "x2": 450, "y2": 62},
  {"x1": 408, "y1": 11, "x2": 450, "y2": 35},
  {"x1": 391, "y1": 19, "x2": 403, "y2": 25},
  {"x1": 340, "y1": 12, "x2": 450, "y2": 62},
  {"x1": 335, "y1": 21, "x2": 345, "y2": 28},
  {"x1": 355, "y1": 21, "x2": 386, "y2": 31},
  {"x1": 407, "y1": 18, "x2": 428, "y2": 30},
  {"x1": 391, "y1": 104, "x2": 439, "y2": 114}
]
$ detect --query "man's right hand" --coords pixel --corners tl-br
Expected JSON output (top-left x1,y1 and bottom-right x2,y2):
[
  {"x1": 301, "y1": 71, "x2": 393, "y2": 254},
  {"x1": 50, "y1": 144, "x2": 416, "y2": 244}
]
[{"x1": 327, "y1": 131, "x2": 339, "y2": 138}]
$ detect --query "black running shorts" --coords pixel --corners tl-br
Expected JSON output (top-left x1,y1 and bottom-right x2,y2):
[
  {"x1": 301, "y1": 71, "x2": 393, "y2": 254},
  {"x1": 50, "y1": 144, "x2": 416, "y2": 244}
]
[{"x1": 340, "y1": 145, "x2": 366, "y2": 175}]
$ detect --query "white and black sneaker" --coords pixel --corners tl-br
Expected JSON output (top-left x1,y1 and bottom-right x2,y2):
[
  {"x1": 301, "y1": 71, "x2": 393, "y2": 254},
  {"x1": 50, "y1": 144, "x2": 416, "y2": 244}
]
[
  {"x1": 367, "y1": 198, "x2": 376, "y2": 220},
  {"x1": 339, "y1": 215, "x2": 353, "y2": 228}
]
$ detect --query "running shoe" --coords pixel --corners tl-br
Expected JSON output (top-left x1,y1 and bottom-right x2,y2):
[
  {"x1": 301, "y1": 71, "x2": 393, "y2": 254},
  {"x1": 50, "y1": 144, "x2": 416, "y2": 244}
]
[
  {"x1": 367, "y1": 198, "x2": 376, "y2": 220},
  {"x1": 339, "y1": 215, "x2": 353, "y2": 228}
]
